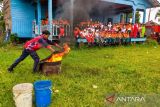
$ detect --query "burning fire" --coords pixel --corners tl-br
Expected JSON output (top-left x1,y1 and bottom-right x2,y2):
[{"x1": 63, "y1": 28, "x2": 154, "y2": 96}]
[{"x1": 46, "y1": 44, "x2": 70, "y2": 62}]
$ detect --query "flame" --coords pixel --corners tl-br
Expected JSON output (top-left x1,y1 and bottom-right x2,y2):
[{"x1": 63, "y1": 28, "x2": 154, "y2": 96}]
[{"x1": 46, "y1": 44, "x2": 70, "y2": 62}]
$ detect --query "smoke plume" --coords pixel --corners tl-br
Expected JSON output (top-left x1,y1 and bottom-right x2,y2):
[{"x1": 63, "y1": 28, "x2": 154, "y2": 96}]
[
  {"x1": 54, "y1": 0, "x2": 119, "y2": 25},
  {"x1": 55, "y1": 0, "x2": 101, "y2": 23}
]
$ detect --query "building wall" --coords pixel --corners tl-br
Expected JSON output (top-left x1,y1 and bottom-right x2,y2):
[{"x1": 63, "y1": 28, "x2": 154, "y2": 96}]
[
  {"x1": 10, "y1": 0, "x2": 35, "y2": 38},
  {"x1": 3, "y1": 0, "x2": 12, "y2": 30}
]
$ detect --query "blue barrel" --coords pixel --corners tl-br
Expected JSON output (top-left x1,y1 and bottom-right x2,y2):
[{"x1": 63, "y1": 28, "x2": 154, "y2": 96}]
[{"x1": 34, "y1": 80, "x2": 52, "y2": 107}]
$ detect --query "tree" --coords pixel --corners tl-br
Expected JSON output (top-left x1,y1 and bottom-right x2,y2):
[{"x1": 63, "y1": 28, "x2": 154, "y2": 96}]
[
  {"x1": 135, "y1": 11, "x2": 140, "y2": 23},
  {"x1": 127, "y1": 11, "x2": 140, "y2": 23},
  {"x1": 0, "y1": 1, "x2": 5, "y2": 35}
]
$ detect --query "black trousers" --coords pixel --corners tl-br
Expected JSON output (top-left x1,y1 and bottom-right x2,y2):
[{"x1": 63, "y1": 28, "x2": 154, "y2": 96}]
[{"x1": 9, "y1": 49, "x2": 40, "y2": 72}]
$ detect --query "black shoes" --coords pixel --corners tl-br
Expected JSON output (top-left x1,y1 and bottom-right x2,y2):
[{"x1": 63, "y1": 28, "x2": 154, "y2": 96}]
[{"x1": 7, "y1": 67, "x2": 14, "y2": 72}]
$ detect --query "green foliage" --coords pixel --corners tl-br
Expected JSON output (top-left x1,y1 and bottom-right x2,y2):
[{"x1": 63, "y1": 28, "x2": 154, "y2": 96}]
[
  {"x1": 136, "y1": 11, "x2": 140, "y2": 23},
  {"x1": 0, "y1": 33, "x2": 5, "y2": 44},
  {"x1": 127, "y1": 12, "x2": 141, "y2": 23},
  {"x1": 0, "y1": 9, "x2": 7, "y2": 47},
  {"x1": 155, "y1": 10, "x2": 160, "y2": 19},
  {"x1": 145, "y1": 38, "x2": 158, "y2": 46},
  {"x1": 0, "y1": 4, "x2": 5, "y2": 37},
  {"x1": 0, "y1": 20, "x2": 5, "y2": 31},
  {"x1": 10, "y1": 33, "x2": 20, "y2": 44},
  {"x1": 128, "y1": 13, "x2": 132, "y2": 18},
  {"x1": 0, "y1": 33, "x2": 11, "y2": 48}
]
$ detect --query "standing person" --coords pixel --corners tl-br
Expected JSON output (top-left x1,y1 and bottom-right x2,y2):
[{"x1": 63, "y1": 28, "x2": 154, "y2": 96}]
[
  {"x1": 121, "y1": 25, "x2": 127, "y2": 33},
  {"x1": 108, "y1": 22, "x2": 112, "y2": 31},
  {"x1": 8, "y1": 30, "x2": 62, "y2": 73},
  {"x1": 137, "y1": 24, "x2": 141, "y2": 38},
  {"x1": 141, "y1": 24, "x2": 146, "y2": 38},
  {"x1": 127, "y1": 23, "x2": 132, "y2": 35},
  {"x1": 74, "y1": 27, "x2": 80, "y2": 47},
  {"x1": 130, "y1": 23, "x2": 134, "y2": 38},
  {"x1": 74, "y1": 27, "x2": 80, "y2": 39},
  {"x1": 133, "y1": 23, "x2": 138, "y2": 38},
  {"x1": 58, "y1": 25, "x2": 65, "y2": 39}
]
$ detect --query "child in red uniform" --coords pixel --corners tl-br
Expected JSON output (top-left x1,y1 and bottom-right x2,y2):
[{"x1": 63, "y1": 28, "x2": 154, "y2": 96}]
[
  {"x1": 130, "y1": 23, "x2": 134, "y2": 38},
  {"x1": 89, "y1": 32, "x2": 95, "y2": 44},
  {"x1": 74, "y1": 27, "x2": 80, "y2": 39},
  {"x1": 133, "y1": 23, "x2": 138, "y2": 38},
  {"x1": 58, "y1": 26, "x2": 65, "y2": 39}
]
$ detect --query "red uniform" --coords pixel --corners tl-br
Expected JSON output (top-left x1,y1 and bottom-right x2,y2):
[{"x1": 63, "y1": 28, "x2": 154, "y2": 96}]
[
  {"x1": 90, "y1": 34, "x2": 94, "y2": 43},
  {"x1": 74, "y1": 28, "x2": 80, "y2": 38},
  {"x1": 130, "y1": 24, "x2": 138, "y2": 38},
  {"x1": 133, "y1": 24, "x2": 138, "y2": 38},
  {"x1": 86, "y1": 33, "x2": 94, "y2": 43},
  {"x1": 24, "y1": 35, "x2": 50, "y2": 51},
  {"x1": 58, "y1": 27, "x2": 65, "y2": 38}
]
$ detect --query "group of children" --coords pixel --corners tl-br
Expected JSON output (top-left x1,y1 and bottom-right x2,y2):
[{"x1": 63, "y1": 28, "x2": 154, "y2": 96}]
[
  {"x1": 40, "y1": 19, "x2": 146, "y2": 46},
  {"x1": 74, "y1": 21, "x2": 146, "y2": 46}
]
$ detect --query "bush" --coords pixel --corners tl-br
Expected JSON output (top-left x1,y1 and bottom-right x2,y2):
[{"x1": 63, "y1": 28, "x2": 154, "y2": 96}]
[
  {"x1": 0, "y1": 33, "x2": 12, "y2": 47},
  {"x1": 0, "y1": 20, "x2": 5, "y2": 32},
  {"x1": 10, "y1": 33, "x2": 20, "y2": 44},
  {"x1": 0, "y1": 33, "x2": 5, "y2": 44},
  {"x1": 145, "y1": 38, "x2": 158, "y2": 46}
]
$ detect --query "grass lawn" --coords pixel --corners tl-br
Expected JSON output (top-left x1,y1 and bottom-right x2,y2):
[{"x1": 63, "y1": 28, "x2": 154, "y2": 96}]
[{"x1": 0, "y1": 43, "x2": 160, "y2": 107}]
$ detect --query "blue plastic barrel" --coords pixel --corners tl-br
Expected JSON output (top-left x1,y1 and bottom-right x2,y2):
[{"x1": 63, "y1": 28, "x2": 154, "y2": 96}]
[{"x1": 34, "y1": 80, "x2": 52, "y2": 107}]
